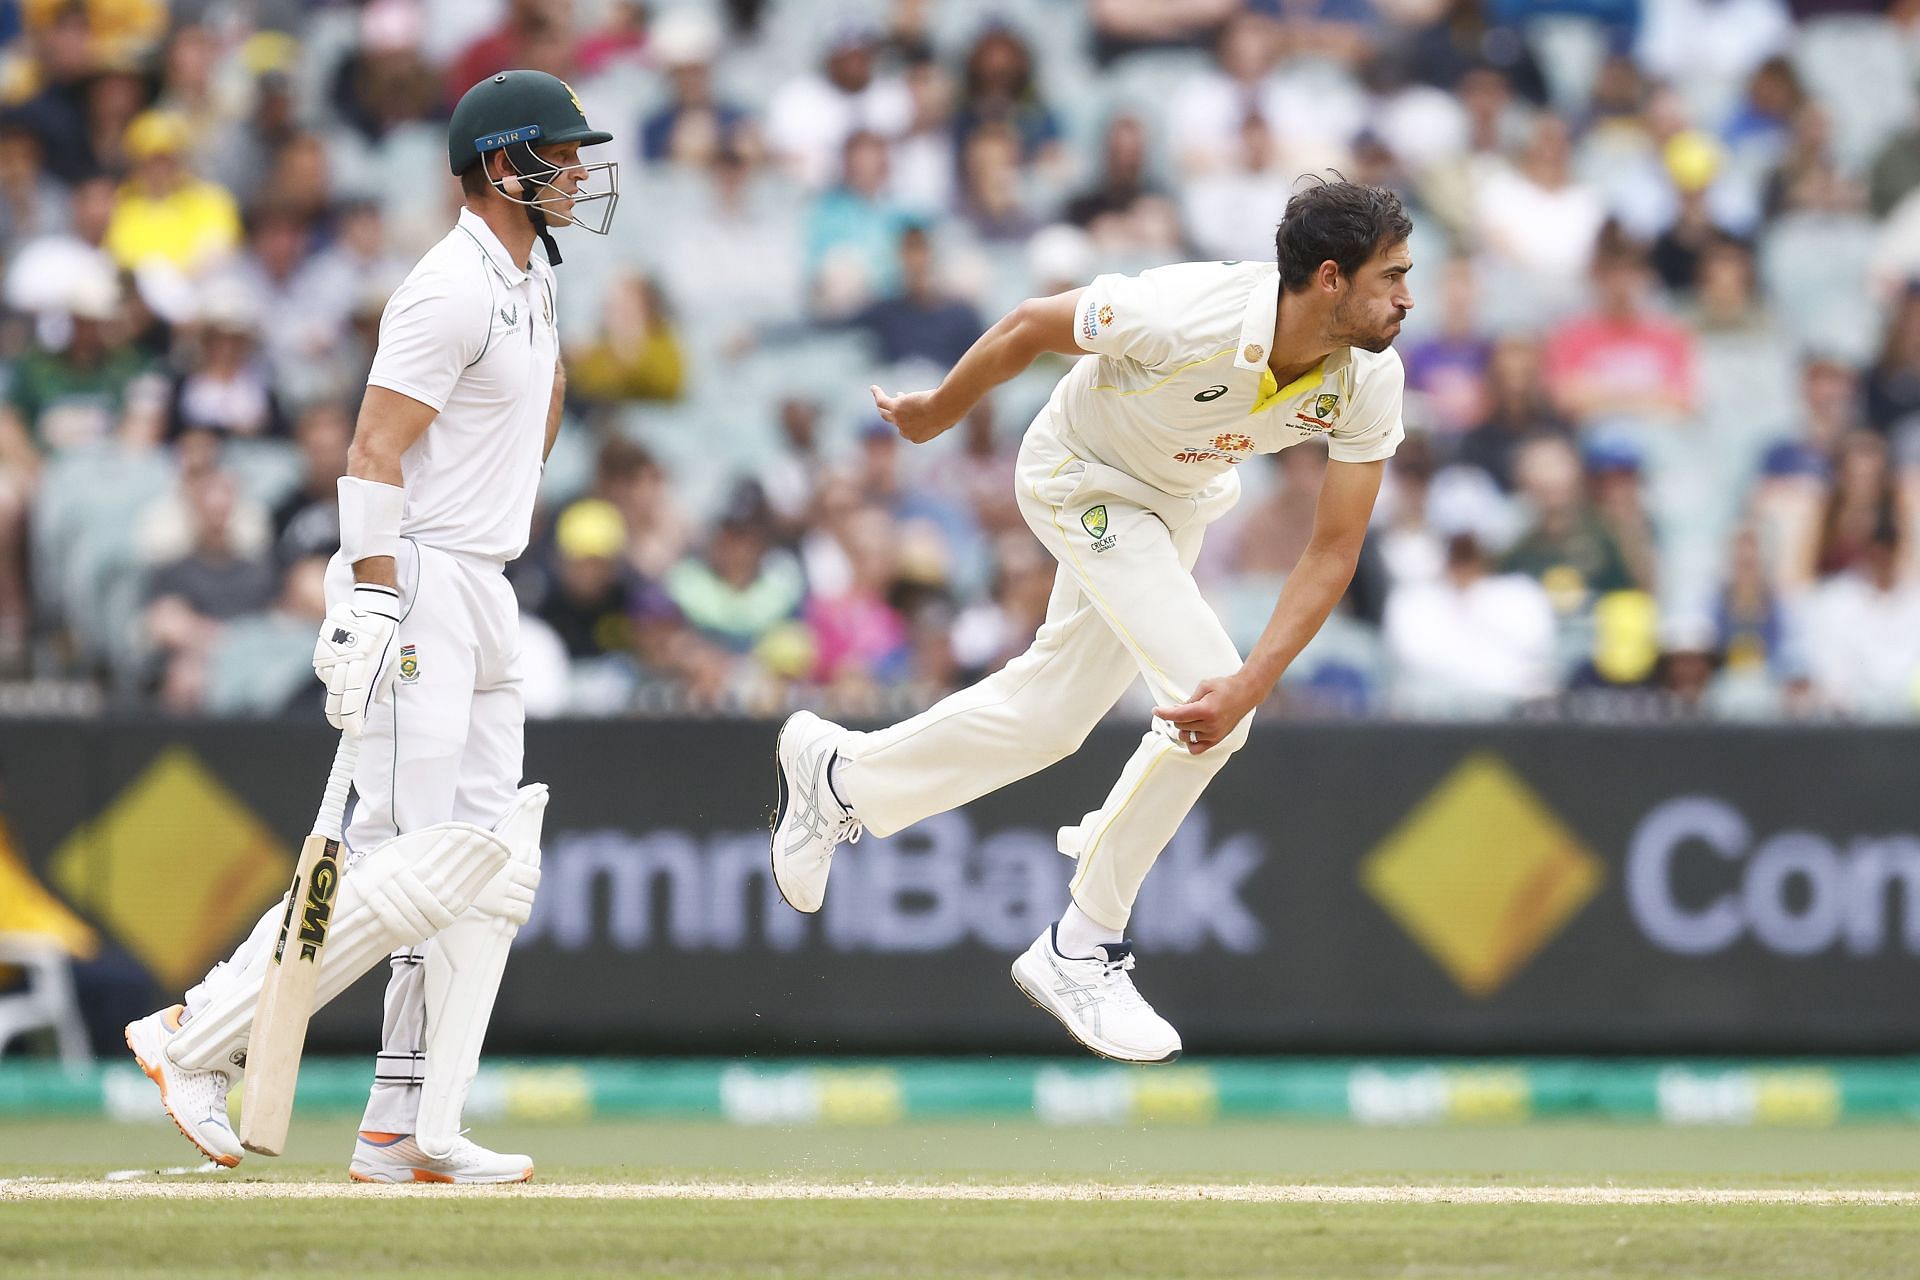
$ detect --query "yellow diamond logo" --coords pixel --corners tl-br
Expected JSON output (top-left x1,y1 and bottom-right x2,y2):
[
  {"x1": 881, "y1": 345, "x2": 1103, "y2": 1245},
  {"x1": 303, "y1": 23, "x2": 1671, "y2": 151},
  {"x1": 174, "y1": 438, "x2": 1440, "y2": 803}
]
[
  {"x1": 49, "y1": 747, "x2": 291, "y2": 992},
  {"x1": 1361, "y1": 752, "x2": 1602, "y2": 998}
]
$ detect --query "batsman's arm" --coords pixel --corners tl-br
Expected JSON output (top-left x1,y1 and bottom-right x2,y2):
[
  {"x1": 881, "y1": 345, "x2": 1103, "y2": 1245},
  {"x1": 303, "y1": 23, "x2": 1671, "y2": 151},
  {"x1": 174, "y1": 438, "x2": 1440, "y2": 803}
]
[
  {"x1": 870, "y1": 288, "x2": 1087, "y2": 445},
  {"x1": 543, "y1": 355, "x2": 565, "y2": 462},
  {"x1": 342, "y1": 386, "x2": 436, "y2": 590}
]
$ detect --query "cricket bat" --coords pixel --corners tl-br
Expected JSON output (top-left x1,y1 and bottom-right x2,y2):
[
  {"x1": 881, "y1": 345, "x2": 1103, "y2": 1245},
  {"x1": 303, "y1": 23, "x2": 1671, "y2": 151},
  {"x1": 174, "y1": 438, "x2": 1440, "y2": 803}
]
[{"x1": 239, "y1": 733, "x2": 360, "y2": 1156}]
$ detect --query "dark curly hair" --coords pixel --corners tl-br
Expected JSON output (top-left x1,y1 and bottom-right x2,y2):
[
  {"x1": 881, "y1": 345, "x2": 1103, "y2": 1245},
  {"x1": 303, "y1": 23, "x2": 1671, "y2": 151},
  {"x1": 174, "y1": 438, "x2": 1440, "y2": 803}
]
[{"x1": 1274, "y1": 177, "x2": 1412, "y2": 292}]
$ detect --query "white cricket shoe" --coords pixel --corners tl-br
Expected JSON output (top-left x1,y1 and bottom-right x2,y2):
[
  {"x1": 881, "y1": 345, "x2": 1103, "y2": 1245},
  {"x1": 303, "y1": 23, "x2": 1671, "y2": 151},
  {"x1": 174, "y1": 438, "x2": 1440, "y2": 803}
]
[
  {"x1": 770, "y1": 710, "x2": 862, "y2": 913},
  {"x1": 123, "y1": 1005, "x2": 244, "y2": 1168},
  {"x1": 349, "y1": 1131, "x2": 534, "y2": 1184},
  {"x1": 1010, "y1": 927, "x2": 1183, "y2": 1065}
]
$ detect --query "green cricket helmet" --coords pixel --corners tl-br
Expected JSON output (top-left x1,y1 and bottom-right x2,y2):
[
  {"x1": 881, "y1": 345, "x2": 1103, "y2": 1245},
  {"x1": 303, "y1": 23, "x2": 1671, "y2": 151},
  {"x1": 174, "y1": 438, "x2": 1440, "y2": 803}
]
[{"x1": 448, "y1": 70, "x2": 619, "y2": 247}]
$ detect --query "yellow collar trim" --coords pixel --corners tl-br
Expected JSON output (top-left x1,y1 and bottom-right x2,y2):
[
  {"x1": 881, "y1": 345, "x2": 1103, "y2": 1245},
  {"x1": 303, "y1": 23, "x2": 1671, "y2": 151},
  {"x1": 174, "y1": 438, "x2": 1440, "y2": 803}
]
[{"x1": 1251, "y1": 358, "x2": 1327, "y2": 416}]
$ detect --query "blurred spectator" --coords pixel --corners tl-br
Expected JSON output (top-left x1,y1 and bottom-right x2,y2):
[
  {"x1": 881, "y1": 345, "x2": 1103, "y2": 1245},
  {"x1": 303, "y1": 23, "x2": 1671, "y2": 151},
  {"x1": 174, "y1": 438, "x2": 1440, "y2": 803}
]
[
  {"x1": 1685, "y1": 234, "x2": 1772, "y2": 334},
  {"x1": 1089, "y1": 0, "x2": 1242, "y2": 65},
  {"x1": 655, "y1": 146, "x2": 805, "y2": 346},
  {"x1": 1543, "y1": 227, "x2": 1697, "y2": 425},
  {"x1": 952, "y1": 532, "x2": 1052, "y2": 681},
  {"x1": 1402, "y1": 0, "x2": 1548, "y2": 104},
  {"x1": 1800, "y1": 515, "x2": 1920, "y2": 718},
  {"x1": 10, "y1": 6, "x2": 102, "y2": 183},
  {"x1": 4, "y1": 172, "x2": 113, "y2": 340},
  {"x1": 1650, "y1": 135, "x2": 1739, "y2": 294},
  {"x1": 756, "y1": 397, "x2": 826, "y2": 536},
  {"x1": 806, "y1": 130, "x2": 912, "y2": 314},
  {"x1": 1587, "y1": 438, "x2": 1660, "y2": 596},
  {"x1": 1869, "y1": 100, "x2": 1920, "y2": 221},
  {"x1": 1401, "y1": 259, "x2": 1493, "y2": 439},
  {"x1": 1183, "y1": 113, "x2": 1291, "y2": 262},
  {"x1": 1502, "y1": 436, "x2": 1641, "y2": 612},
  {"x1": 567, "y1": 274, "x2": 686, "y2": 404},
  {"x1": 805, "y1": 503, "x2": 908, "y2": 685},
  {"x1": 1867, "y1": 283, "x2": 1920, "y2": 435},
  {"x1": 273, "y1": 402, "x2": 349, "y2": 567},
  {"x1": 951, "y1": 26, "x2": 1064, "y2": 172},
  {"x1": 1384, "y1": 531, "x2": 1557, "y2": 713},
  {"x1": 1225, "y1": 443, "x2": 1326, "y2": 577},
  {"x1": 452, "y1": 0, "x2": 579, "y2": 96},
  {"x1": 592, "y1": 438, "x2": 691, "y2": 580},
  {"x1": 1636, "y1": 0, "x2": 1793, "y2": 127},
  {"x1": 1723, "y1": 55, "x2": 1803, "y2": 173},
  {"x1": 578, "y1": 0, "x2": 648, "y2": 77},
  {"x1": 230, "y1": 205, "x2": 323, "y2": 391},
  {"x1": 1065, "y1": 114, "x2": 1161, "y2": 228},
  {"x1": 891, "y1": 55, "x2": 958, "y2": 215},
  {"x1": 921, "y1": 401, "x2": 1022, "y2": 537},
  {"x1": 142, "y1": 467, "x2": 278, "y2": 712},
  {"x1": 104, "y1": 110, "x2": 242, "y2": 278},
  {"x1": 767, "y1": 24, "x2": 912, "y2": 190},
  {"x1": 640, "y1": 8, "x2": 755, "y2": 166},
  {"x1": 1168, "y1": 13, "x2": 1282, "y2": 176},
  {"x1": 0, "y1": 115, "x2": 68, "y2": 259},
  {"x1": 202, "y1": 555, "x2": 331, "y2": 718},
  {"x1": 0, "y1": 270, "x2": 164, "y2": 459},
  {"x1": 1454, "y1": 336, "x2": 1571, "y2": 490},
  {"x1": 1811, "y1": 429, "x2": 1895, "y2": 578},
  {"x1": 537, "y1": 499, "x2": 638, "y2": 659},
  {"x1": 1717, "y1": 525, "x2": 1788, "y2": 676},
  {"x1": 667, "y1": 500, "x2": 805, "y2": 654},
  {"x1": 851, "y1": 225, "x2": 984, "y2": 367},
  {"x1": 207, "y1": 51, "x2": 298, "y2": 211},
  {"x1": 1472, "y1": 114, "x2": 1606, "y2": 306},
  {"x1": 166, "y1": 284, "x2": 283, "y2": 442},
  {"x1": 955, "y1": 122, "x2": 1038, "y2": 242}
]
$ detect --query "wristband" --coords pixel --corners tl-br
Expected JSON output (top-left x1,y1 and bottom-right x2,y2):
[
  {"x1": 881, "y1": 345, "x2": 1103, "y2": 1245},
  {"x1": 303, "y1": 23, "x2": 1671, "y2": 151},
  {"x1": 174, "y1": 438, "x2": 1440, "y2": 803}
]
[
  {"x1": 338, "y1": 476, "x2": 405, "y2": 564},
  {"x1": 350, "y1": 582, "x2": 401, "y2": 621}
]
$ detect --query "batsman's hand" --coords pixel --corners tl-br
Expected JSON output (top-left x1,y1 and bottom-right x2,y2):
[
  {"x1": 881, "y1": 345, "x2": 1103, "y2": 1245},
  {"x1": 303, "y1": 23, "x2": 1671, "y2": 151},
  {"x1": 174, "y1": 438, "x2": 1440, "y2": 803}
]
[
  {"x1": 1153, "y1": 674, "x2": 1260, "y2": 755},
  {"x1": 312, "y1": 584, "x2": 402, "y2": 738},
  {"x1": 870, "y1": 384, "x2": 958, "y2": 444}
]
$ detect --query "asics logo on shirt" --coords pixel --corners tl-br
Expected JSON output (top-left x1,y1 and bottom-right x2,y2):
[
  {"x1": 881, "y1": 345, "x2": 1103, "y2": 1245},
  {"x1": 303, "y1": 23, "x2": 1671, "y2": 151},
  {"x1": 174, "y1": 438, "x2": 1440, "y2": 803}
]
[{"x1": 1193, "y1": 385, "x2": 1228, "y2": 402}]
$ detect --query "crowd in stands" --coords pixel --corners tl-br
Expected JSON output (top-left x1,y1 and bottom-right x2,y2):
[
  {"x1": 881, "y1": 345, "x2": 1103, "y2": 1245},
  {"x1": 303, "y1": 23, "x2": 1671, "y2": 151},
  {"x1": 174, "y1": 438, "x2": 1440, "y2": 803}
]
[{"x1": 0, "y1": 0, "x2": 1917, "y2": 722}]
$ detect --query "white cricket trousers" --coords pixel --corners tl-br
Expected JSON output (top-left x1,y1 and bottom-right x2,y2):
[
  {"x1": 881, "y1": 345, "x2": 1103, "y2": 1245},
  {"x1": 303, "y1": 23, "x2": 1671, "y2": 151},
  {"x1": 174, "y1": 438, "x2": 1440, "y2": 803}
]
[
  {"x1": 181, "y1": 540, "x2": 525, "y2": 1135},
  {"x1": 836, "y1": 411, "x2": 1250, "y2": 931}
]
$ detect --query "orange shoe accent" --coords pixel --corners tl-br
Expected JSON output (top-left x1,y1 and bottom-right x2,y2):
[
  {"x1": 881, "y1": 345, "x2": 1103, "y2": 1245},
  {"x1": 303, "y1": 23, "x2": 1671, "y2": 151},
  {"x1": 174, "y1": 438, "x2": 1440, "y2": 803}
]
[
  {"x1": 122, "y1": 1016, "x2": 241, "y2": 1169},
  {"x1": 357, "y1": 1131, "x2": 406, "y2": 1143},
  {"x1": 410, "y1": 1169, "x2": 455, "y2": 1183},
  {"x1": 162, "y1": 1004, "x2": 184, "y2": 1033},
  {"x1": 348, "y1": 1170, "x2": 376, "y2": 1183}
]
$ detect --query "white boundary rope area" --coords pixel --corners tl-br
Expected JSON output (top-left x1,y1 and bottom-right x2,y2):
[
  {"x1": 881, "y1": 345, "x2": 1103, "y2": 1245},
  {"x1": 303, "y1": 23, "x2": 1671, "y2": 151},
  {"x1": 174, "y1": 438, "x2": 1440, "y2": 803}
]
[{"x1": 4, "y1": 1180, "x2": 1918, "y2": 1206}]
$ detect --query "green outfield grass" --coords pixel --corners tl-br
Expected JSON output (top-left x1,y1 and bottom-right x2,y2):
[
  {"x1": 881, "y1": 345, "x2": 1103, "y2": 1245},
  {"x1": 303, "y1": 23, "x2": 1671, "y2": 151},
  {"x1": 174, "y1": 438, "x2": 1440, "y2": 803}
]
[{"x1": 6, "y1": 1118, "x2": 1920, "y2": 1278}]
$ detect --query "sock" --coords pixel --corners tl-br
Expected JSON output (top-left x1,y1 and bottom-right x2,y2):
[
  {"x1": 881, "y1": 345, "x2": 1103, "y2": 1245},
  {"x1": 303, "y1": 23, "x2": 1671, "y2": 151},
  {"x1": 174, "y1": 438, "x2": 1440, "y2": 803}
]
[
  {"x1": 825, "y1": 751, "x2": 854, "y2": 815},
  {"x1": 1053, "y1": 901, "x2": 1122, "y2": 959}
]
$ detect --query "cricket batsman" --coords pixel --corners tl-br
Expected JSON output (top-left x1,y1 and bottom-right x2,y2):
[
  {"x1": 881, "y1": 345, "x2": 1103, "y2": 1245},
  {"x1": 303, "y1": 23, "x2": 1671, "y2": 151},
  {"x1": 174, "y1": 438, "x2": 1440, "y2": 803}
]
[
  {"x1": 773, "y1": 179, "x2": 1414, "y2": 1063},
  {"x1": 123, "y1": 71, "x2": 617, "y2": 1181}
]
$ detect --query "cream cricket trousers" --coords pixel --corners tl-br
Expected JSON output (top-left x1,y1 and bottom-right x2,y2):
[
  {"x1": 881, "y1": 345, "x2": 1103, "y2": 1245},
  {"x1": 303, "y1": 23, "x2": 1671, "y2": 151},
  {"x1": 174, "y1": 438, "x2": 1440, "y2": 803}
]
[
  {"x1": 836, "y1": 412, "x2": 1250, "y2": 931},
  {"x1": 182, "y1": 540, "x2": 525, "y2": 1135}
]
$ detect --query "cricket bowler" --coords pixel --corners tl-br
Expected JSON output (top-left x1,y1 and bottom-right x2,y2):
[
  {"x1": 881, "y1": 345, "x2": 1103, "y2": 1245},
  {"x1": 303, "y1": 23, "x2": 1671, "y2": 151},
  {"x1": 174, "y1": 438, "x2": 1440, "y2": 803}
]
[{"x1": 773, "y1": 179, "x2": 1414, "y2": 1064}]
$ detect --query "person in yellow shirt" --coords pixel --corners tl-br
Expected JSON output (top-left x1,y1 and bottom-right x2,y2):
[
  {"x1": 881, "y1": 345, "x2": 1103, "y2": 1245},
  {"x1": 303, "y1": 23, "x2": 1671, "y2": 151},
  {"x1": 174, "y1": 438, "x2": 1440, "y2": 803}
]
[{"x1": 104, "y1": 110, "x2": 241, "y2": 276}]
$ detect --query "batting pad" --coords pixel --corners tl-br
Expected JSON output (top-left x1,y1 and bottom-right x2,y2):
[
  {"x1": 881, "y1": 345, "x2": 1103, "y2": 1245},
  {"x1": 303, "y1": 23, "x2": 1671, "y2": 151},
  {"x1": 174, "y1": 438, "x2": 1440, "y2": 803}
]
[{"x1": 167, "y1": 822, "x2": 511, "y2": 1073}]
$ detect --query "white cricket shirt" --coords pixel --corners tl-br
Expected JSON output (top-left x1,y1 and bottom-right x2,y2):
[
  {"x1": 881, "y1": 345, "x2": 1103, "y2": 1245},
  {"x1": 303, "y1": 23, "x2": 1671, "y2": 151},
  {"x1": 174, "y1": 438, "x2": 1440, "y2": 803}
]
[
  {"x1": 365, "y1": 207, "x2": 558, "y2": 565},
  {"x1": 1051, "y1": 260, "x2": 1405, "y2": 498}
]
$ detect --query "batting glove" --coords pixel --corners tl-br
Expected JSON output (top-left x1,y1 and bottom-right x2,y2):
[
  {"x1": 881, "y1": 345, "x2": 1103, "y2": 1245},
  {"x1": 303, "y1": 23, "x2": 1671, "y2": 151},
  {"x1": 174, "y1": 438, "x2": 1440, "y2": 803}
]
[{"x1": 312, "y1": 584, "x2": 402, "y2": 738}]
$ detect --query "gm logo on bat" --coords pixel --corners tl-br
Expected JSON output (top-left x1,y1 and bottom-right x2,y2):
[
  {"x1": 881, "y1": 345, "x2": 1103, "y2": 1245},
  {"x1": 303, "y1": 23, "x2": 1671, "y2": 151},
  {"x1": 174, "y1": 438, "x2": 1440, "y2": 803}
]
[{"x1": 297, "y1": 841, "x2": 342, "y2": 960}]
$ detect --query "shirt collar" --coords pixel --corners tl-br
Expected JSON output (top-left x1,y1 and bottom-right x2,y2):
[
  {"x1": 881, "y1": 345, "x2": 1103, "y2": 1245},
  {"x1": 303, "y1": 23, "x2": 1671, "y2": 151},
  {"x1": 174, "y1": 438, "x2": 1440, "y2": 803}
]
[
  {"x1": 1235, "y1": 271, "x2": 1280, "y2": 371},
  {"x1": 457, "y1": 207, "x2": 530, "y2": 286},
  {"x1": 1234, "y1": 272, "x2": 1358, "y2": 383}
]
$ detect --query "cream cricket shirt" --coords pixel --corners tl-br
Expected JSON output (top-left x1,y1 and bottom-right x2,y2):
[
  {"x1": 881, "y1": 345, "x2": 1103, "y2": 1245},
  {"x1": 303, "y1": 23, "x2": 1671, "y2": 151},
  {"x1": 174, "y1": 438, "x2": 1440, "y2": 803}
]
[
  {"x1": 366, "y1": 207, "x2": 558, "y2": 565},
  {"x1": 1052, "y1": 260, "x2": 1405, "y2": 498}
]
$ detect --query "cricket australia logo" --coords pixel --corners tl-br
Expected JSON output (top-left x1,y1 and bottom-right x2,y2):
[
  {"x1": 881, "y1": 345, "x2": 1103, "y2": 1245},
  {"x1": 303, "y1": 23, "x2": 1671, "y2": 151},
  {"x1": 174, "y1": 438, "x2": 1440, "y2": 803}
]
[
  {"x1": 1080, "y1": 505, "x2": 1117, "y2": 554},
  {"x1": 1315, "y1": 393, "x2": 1341, "y2": 421},
  {"x1": 398, "y1": 644, "x2": 421, "y2": 684}
]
